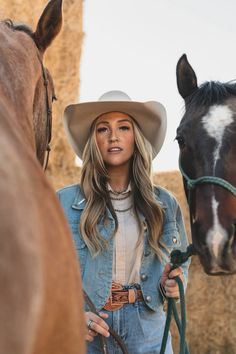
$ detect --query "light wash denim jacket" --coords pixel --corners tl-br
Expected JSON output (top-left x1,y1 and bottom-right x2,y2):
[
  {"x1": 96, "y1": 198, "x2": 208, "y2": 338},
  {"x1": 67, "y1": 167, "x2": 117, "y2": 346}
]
[{"x1": 57, "y1": 184, "x2": 190, "y2": 312}]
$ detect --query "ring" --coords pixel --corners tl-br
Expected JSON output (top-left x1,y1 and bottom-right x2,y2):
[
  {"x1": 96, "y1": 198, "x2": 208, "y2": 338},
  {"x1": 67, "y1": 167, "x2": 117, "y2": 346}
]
[{"x1": 87, "y1": 319, "x2": 93, "y2": 330}]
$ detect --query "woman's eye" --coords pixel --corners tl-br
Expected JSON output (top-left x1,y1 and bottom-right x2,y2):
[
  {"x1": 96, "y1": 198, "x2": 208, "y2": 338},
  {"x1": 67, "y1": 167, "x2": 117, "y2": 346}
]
[
  {"x1": 97, "y1": 127, "x2": 108, "y2": 133},
  {"x1": 119, "y1": 125, "x2": 130, "y2": 131}
]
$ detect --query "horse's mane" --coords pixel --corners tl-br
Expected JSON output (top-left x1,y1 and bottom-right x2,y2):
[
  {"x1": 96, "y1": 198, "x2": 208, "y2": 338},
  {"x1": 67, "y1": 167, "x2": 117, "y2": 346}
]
[
  {"x1": 2, "y1": 19, "x2": 34, "y2": 39},
  {"x1": 186, "y1": 80, "x2": 236, "y2": 108}
]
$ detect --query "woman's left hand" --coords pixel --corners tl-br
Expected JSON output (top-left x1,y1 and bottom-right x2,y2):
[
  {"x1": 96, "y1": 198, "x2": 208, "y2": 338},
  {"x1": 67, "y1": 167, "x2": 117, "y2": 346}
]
[{"x1": 160, "y1": 263, "x2": 184, "y2": 299}]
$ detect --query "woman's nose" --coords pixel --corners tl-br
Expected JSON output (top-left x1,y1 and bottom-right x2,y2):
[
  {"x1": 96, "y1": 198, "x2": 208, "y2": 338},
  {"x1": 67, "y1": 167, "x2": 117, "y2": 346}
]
[{"x1": 109, "y1": 129, "x2": 119, "y2": 142}]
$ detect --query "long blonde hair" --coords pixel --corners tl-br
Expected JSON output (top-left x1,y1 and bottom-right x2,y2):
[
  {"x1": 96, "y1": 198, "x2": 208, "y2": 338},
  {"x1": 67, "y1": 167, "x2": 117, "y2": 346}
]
[{"x1": 80, "y1": 117, "x2": 164, "y2": 259}]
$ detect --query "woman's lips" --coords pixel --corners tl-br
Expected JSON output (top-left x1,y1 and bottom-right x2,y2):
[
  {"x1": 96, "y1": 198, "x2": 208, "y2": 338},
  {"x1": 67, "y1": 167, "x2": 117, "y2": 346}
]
[{"x1": 107, "y1": 147, "x2": 123, "y2": 153}]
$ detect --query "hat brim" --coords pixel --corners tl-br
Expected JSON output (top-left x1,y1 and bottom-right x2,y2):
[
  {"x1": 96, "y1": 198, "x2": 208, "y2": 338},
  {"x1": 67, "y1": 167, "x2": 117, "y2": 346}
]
[{"x1": 64, "y1": 100, "x2": 167, "y2": 159}]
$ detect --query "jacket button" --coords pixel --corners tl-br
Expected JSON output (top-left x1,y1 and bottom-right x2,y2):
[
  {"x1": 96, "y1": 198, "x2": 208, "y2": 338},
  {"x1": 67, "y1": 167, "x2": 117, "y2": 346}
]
[
  {"x1": 173, "y1": 236, "x2": 177, "y2": 244},
  {"x1": 141, "y1": 273, "x2": 148, "y2": 281},
  {"x1": 145, "y1": 295, "x2": 152, "y2": 303}
]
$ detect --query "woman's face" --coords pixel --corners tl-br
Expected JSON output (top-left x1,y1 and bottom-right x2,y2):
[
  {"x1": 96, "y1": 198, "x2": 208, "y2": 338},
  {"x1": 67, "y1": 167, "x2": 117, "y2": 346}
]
[{"x1": 95, "y1": 111, "x2": 135, "y2": 169}]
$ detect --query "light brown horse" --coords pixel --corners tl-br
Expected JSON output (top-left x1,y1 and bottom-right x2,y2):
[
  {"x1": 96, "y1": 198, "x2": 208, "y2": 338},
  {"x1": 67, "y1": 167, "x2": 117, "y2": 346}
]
[{"x1": 0, "y1": 1, "x2": 86, "y2": 353}]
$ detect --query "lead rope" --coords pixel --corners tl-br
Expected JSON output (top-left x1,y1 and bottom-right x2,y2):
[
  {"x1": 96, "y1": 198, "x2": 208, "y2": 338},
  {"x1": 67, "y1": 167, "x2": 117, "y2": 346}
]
[
  {"x1": 83, "y1": 290, "x2": 128, "y2": 354},
  {"x1": 160, "y1": 244, "x2": 196, "y2": 354},
  {"x1": 160, "y1": 157, "x2": 196, "y2": 354}
]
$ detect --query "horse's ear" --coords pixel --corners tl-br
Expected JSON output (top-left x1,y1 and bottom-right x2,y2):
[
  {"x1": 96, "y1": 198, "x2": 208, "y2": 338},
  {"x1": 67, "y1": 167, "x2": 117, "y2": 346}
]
[
  {"x1": 176, "y1": 54, "x2": 198, "y2": 99},
  {"x1": 33, "y1": 0, "x2": 63, "y2": 53}
]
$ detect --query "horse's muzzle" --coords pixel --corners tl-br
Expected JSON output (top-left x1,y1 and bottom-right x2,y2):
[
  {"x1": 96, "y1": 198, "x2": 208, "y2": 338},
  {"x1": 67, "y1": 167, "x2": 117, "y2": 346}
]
[{"x1": 192, "y1": 221, "x2": 236, "y2": 275}]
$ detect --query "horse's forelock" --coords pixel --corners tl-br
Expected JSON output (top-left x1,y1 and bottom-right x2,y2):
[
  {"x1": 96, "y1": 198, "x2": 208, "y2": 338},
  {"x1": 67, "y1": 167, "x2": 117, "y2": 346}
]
[
  {"x1": 185, "y1": 81, "x2": 236, "y2": 110},
  {"x1": 2, "y1": 19, "x2": 34, "y2": 39}
]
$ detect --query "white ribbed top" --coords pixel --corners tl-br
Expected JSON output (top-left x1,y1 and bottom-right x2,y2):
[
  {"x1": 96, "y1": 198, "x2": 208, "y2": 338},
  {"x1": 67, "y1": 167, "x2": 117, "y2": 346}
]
[{"x1": 108, "y1": 184, "x2": 144, "y2": 284}]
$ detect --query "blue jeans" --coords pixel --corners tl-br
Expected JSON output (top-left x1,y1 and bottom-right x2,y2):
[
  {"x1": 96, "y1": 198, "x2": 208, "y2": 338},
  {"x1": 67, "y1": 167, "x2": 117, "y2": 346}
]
[{"x1": 87, "y1": 287, "x2": 172, "y2": 354}]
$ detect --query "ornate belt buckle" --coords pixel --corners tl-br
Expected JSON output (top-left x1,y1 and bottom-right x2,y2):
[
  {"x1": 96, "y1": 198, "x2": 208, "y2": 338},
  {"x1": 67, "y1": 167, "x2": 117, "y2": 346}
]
[{"x1": 103, "y1": 282, "x2": 124, "y2": 311}]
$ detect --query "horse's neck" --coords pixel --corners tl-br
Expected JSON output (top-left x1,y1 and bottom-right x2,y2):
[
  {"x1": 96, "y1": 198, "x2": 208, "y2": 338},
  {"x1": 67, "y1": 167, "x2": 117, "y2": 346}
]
[
  {"x1": 0, "y1": 94, "x2": 36, "y2": 156},
  {"x1": 0, "y1": 27, "x2": 36, "y2": 154}
]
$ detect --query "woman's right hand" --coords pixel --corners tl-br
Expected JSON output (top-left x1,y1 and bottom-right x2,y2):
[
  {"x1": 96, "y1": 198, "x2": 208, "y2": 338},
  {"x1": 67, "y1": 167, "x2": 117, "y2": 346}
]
[{"x1": 85, "y1": 311, "x2": 110, "y2": 342}]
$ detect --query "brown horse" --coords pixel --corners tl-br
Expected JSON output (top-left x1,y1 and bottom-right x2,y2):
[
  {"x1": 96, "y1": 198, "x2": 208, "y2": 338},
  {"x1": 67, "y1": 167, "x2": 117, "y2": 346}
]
[{"x1": 0, "y1": 1, "x2": 86, "y2": 353}]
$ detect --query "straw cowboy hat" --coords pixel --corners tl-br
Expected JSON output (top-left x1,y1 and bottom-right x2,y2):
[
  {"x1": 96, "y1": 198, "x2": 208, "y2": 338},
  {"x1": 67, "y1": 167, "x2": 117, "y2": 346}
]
[{"x1": 64, "y1": 90, "x2": 167, "y2": 159}]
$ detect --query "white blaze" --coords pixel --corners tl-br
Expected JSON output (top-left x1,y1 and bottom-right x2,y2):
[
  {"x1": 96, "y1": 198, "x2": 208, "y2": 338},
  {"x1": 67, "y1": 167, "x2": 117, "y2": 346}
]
[
  {"x1": 202, "y1": 105, "x2": 233, "y2": 171},
  {"x1": 202, "y1": 105, "x2": 232, "y2": 260},
  {"x1": 206, "y1": 197, "x2": 227, "y2": 259}
]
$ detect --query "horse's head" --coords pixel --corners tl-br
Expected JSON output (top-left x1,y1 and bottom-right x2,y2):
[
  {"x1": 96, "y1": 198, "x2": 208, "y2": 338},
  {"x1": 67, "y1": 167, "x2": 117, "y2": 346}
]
[
  {"x1": 0, "y1": 0, "x2": 62, "y2": 167},
  {"x1": 176, "y1": 54, "x2": 236, "y2": 275}
]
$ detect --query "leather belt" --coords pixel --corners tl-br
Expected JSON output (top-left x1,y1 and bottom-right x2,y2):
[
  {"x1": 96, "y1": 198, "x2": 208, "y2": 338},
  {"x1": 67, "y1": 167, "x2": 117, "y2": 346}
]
[{"x1": 103, "y1": 282, "x2": 144, "y2": 311}]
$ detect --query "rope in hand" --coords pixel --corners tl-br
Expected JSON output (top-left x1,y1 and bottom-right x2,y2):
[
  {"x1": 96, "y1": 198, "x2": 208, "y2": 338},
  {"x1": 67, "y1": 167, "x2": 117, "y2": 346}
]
[
  {"x1": 160, "y1": 244, "x2": 196, "y2": 354},
  {"x1": 83, "y1": 290, "x2": 128, "y2": 354}
]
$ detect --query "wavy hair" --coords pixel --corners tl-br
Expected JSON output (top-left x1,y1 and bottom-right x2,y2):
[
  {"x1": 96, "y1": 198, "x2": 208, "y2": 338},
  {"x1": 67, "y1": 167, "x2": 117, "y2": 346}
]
[{"x1": 79, "y1": 116, "x2": 165, "y2": 259}]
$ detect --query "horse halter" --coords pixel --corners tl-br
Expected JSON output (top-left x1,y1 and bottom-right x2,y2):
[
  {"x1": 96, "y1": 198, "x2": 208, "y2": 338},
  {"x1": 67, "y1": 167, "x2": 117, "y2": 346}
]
[
  {"x1": 179, "y1": 156, "x2": 236, "y2": 242},
  {"x1": 179, "y1": 157, "x2": 236, "y2": 197},
  {"x1": 37, "y1": 53, "x2": 52, "y2": 171}
]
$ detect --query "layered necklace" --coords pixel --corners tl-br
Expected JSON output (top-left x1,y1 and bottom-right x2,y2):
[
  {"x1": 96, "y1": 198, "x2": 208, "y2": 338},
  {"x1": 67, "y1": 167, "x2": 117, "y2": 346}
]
[
  {"x1": 114, "y1": 205, "x2": 133, "y2": 213},
  {"x1": 109, "y1": 189, "x2": 133, "y2": 213}
]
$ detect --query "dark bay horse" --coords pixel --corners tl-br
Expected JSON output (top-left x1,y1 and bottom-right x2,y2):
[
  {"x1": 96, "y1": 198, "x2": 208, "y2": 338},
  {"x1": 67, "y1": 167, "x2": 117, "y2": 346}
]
[
  {"x1": 176, "y1": 54, "x2": 236, "y2": 275},
  {"x1": 0, "y1": 1, "x2": 85, "y2": 353}
]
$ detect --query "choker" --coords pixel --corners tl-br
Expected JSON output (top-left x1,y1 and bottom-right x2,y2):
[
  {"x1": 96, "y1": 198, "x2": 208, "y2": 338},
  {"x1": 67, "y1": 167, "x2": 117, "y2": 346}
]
[
  {"x1": 110, "y1": 193, "x2": 131, "y2": 201},
  {"x1": 109, "y1": 188, "x2": 130, "y2": 196}
]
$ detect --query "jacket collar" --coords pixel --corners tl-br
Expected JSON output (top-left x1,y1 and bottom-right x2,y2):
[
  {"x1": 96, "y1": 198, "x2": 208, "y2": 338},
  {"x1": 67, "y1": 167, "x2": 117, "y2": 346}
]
[
  {"x1": 71, "y1": 184, "x2": 166, "y2": 214},
  {"x1": 71, "y1": 185, "x2": 114, "y2": 220},
  {"x1": 71, "y1": 186, "x2": 86, "y2": 210},
  {"x1": 154, "y1": 186, "x2": 167, "y2": 209}
]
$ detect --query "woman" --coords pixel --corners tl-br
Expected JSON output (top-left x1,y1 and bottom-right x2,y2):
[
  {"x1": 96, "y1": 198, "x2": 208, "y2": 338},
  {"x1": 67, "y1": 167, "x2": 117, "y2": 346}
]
[{"x1": 57, "y1": 90, "x2": 190, "y2": 353}]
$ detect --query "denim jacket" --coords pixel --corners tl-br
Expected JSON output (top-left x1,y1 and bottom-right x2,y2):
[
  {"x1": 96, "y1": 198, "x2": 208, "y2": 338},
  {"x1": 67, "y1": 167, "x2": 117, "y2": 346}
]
[{"x1": 57, "y1": 184, "x2": 190, "y2": 312}]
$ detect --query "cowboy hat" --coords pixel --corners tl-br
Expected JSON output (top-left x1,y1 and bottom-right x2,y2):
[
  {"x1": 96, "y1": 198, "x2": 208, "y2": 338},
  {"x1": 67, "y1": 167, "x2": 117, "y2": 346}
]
[{"x1": 63, "y1": 90, "x2": 167, "y2": 159}]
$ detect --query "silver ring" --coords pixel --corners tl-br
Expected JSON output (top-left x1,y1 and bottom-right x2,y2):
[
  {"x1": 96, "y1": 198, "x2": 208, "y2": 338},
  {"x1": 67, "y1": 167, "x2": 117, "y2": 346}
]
[{"x1": 87, "y1": 319, "x2": 93, "y2": 330}]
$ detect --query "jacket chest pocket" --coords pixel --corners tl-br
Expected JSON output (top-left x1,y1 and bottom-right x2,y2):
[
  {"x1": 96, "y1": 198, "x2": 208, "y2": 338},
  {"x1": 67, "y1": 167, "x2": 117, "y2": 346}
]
[
  {"x1": 70, "y1": 223, "x2": 87, "y2": 274},
  {"x1": 160, "y1": 221, "x2": 181, "y2": 250}
]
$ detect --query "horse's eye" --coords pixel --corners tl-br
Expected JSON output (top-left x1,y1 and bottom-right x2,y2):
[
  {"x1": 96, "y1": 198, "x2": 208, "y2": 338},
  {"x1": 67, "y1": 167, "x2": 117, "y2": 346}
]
[
  {"x1": 52, "y1": 95, "x2": 57, "y2": 102},
  {"x1": 175, "y1": 136, "x2": 185, "y2": 149}
]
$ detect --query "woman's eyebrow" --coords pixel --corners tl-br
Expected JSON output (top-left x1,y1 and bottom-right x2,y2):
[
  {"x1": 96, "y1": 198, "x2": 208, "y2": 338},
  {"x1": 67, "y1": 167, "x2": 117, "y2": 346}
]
[
  {"x1": 97, "y1": 119, "x2": 132, "y2": 125},
  {"x1": 96, "y1": 120, "x2": 109, "y2": 125},
  {"x1": 117, "y1": 119, "x2": 132, "y2": 123}
]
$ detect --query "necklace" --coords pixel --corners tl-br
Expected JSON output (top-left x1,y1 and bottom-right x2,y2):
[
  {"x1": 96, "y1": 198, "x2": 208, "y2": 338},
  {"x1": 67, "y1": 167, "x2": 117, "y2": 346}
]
[
  {"x1": 114, "y1": 204, "x2": 133, "y2": 213},
  {"x1": 110, "y1": 194, "x2": 131, "y2": 201},
  {"x1": 110, "y1": 188, "x2": 130, "y2": 195}
]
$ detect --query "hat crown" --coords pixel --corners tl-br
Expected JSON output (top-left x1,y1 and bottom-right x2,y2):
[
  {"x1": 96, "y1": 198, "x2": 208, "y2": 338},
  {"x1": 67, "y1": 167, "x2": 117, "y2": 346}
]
[{"x1": 98, "y1": 90, "x2": 131, "y2": 102}]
